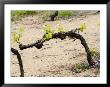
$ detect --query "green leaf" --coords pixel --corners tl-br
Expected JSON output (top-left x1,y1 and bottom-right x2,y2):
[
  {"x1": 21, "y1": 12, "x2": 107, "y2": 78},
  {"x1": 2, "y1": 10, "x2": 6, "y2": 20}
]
[
  {"x1": 43, "y1": 24, "x2": 54, "y2": 40},
  {"x1": 13, "y1": 32, "x2": 20, "y2": 43},
  {"x1": 45, "y1": 33, "x2": 52, "y2": 40},
  {"x1": 58, "y1": 24, "x2": 66, "y2": 32},
  {"x1": 48, "y1": 33, "x2": 52, "y2": 39},
  {"x1": 43, "y1": 24, "x2": 54, "y2": 34},
  {"x1": 79, "y1": 23, "x2": 86, "y2": 32}
]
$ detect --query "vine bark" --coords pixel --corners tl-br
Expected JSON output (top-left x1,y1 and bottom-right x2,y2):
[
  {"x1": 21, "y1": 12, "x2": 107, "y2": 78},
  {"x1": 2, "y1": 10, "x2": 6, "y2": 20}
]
[
  {"x1": 11, "y1": 48, "x2": 24, "y2": 77},
  {"x1": 19, "y1": 30, "x2": 94, "y2": 66}
]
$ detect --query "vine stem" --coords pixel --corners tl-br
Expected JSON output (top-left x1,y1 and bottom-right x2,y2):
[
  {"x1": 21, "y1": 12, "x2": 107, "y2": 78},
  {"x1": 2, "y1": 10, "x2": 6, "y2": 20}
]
[
  {"x1": 11, "y1": 48, "x2": 24, "y2": 77},
  {"x1": 19, "y1": 30, "x2": 94, "y2": 66}
]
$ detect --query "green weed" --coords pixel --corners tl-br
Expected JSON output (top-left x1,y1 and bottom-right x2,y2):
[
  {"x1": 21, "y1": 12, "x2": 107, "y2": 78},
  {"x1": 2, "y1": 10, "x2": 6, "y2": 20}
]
[
  {"x1": 11, "y1": 10, "x2": 37, "y2": 21},
  {"x1": 58, "y1": 11, "x2": 74, "y2": 19},
  {"x1": 74, "y1": 62, "x2": 89, "y2": 71},
  {"x1": 90, "y1": 48, "x2": 100, "y2": 60}
]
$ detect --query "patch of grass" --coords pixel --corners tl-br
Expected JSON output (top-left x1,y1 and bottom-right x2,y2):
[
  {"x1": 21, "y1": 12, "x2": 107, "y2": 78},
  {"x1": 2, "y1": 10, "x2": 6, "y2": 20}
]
[
  {"x1": 11, "y1": 10, "x2": 38, "y2": 21},
  {"x1": 90, "y1": 48, "x2": 100, "y2": 60},
  {"x1": 74, "y1": 62, "x2": 89, "y2": 71},
  {"x1": 11, "y1": 10, "x2": 75, "y2": 21},
  {"x1": 72, "y1": 62, "x2": 89, "y2": 73},
  {"x1": 58, "y1": 11, "x2": 74, "y2": 19},
  {"x1": 39, "y1": 11, "x2": 51, "y2": 20}
]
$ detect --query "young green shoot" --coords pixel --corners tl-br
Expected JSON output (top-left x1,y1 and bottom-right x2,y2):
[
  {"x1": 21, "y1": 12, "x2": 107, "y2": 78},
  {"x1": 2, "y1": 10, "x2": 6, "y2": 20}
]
[
  {"x1": 12, "y1": 26, "x2": 25, "y2": 44},
  {"x1": 58, "y1": 24, "x2": 66, "y2": 33},
  {"x1": 79, "y1": 23, "x2": 87, "y2": 32},
  {"x1": 43, "y1": 24, "x2": 54, "y2": 40}
]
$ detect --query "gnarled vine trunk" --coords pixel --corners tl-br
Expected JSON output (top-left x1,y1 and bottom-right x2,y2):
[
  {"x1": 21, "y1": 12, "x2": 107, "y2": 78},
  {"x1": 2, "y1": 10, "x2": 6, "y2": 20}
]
[
  {"x1": 19, "y1": 30, "x2": 94, "y2": 66},
  {"x1": 11, "y1": 48, "x2": 24, "y2": 77}
]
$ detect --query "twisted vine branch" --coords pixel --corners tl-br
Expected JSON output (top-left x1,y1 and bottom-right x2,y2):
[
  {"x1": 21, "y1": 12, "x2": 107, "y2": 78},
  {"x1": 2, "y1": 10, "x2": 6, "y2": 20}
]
[
  {"x1": 19, "y1": 30, "x2": 94, "y2": 66},
  {"x1": 11, "y1": 48, "x2": 24, "y2": 77}
]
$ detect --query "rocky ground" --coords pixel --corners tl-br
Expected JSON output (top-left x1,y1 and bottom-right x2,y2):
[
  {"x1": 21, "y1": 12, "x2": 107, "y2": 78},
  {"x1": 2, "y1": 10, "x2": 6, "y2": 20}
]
[{"x1": 11, "y1": 11, "x2": 100, "y2": 77}]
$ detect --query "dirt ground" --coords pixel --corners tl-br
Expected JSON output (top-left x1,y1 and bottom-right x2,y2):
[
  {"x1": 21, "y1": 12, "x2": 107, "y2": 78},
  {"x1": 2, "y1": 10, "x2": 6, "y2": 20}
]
[{"x1": 11, "y1": 11, "x2": 100, "y2": 77}]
